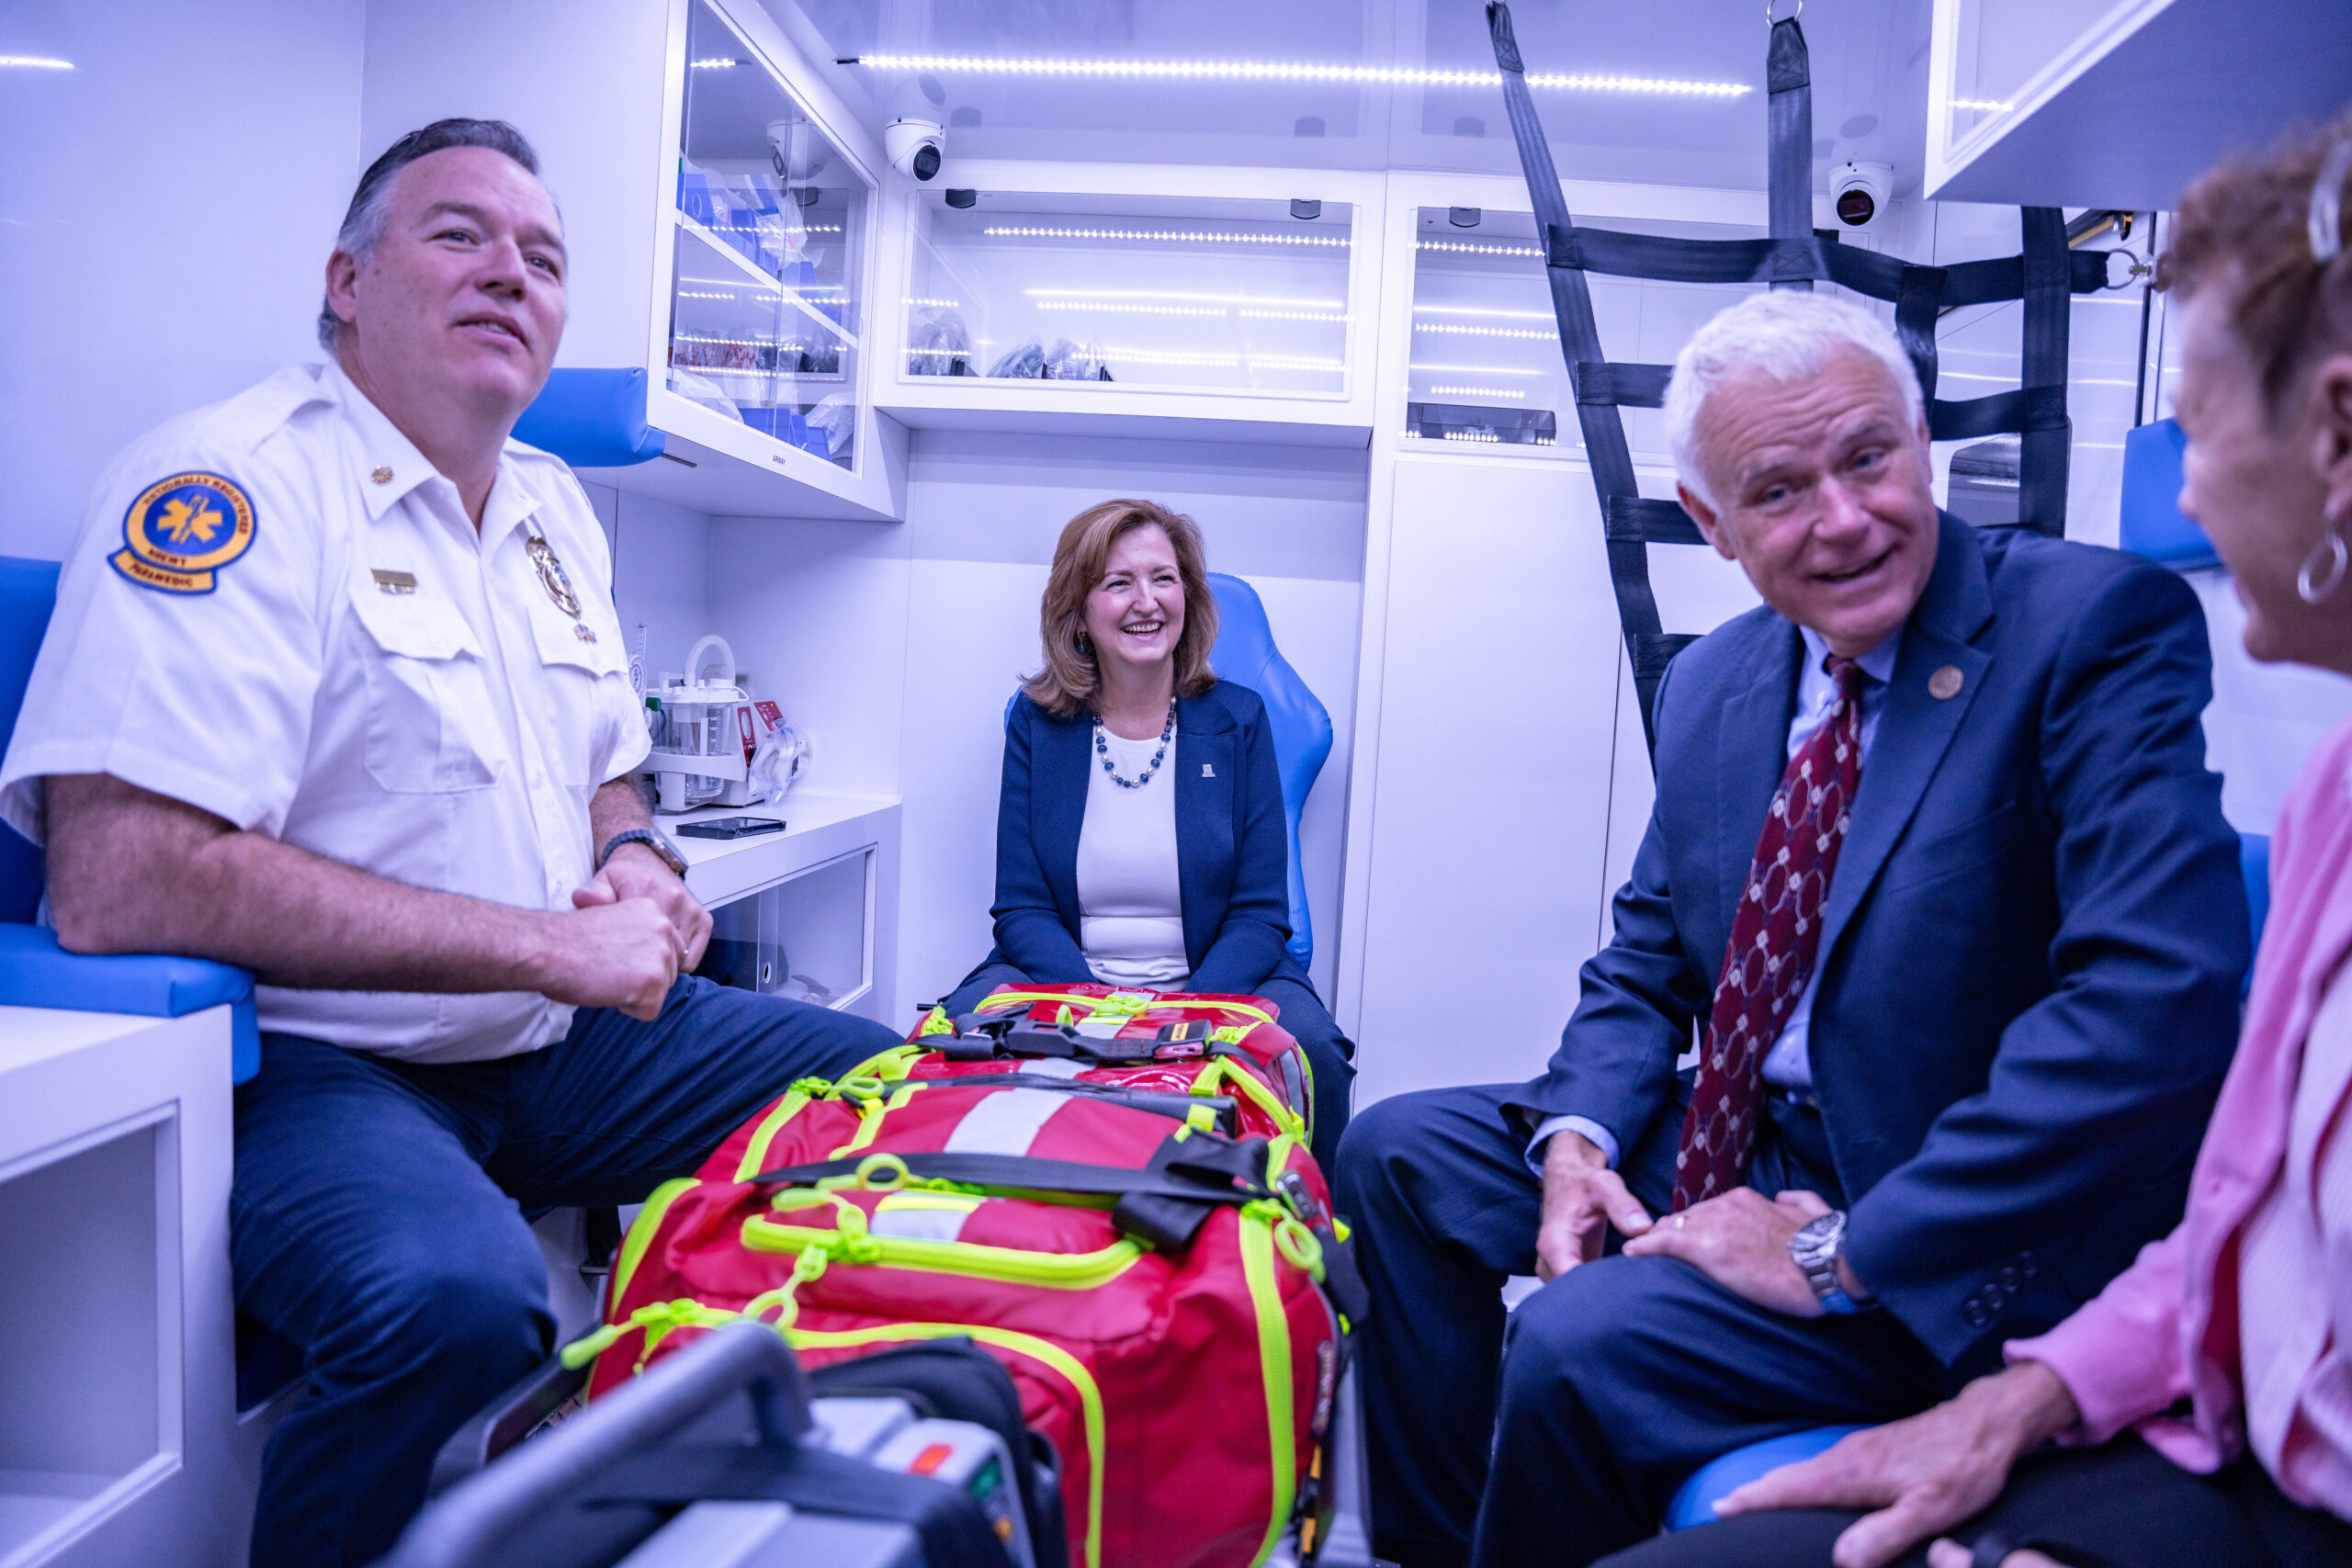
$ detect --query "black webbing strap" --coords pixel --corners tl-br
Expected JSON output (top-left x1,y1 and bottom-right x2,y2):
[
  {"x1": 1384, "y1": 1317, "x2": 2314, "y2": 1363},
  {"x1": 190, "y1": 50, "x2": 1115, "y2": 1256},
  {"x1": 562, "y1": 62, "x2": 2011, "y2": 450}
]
[
  {"x1": 1489, "y1": 2, "x2": 1679, "y2": 752},
  {"x1": 2016, "y1": 207, "x2": 2072, "y2": 536},
  {"x1": 1766, "y1": 16, "x2": 1813, "y2": 293},
  {"x1": 1487, "y1": 2, "x2": 2095, "y2": 758},
  {"x1": 1576, "y1": 363, "x2": 1673, "y2": 408}
]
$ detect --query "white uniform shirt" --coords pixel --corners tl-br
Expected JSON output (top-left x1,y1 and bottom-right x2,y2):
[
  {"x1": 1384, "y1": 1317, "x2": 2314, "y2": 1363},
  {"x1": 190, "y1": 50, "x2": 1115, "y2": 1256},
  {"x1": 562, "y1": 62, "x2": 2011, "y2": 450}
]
[
  {"x1": 1075, "y1": 723, "x2": 1190, "y2": 990},
  {"x1": 0, "y1": 362, "x2": 648, "y2": 1063},
  {"x1": 1532, "y1": 626, "x2": 1896, "y2": 1169}
]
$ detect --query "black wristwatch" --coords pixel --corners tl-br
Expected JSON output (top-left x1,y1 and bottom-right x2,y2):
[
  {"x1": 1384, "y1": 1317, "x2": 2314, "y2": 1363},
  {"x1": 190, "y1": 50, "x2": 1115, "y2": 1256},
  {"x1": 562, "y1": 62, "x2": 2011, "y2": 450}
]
[
  {"x1": 599, "y1": 826, "x2": 688, "y2": 876},
  {"x1": 1791, "y1": 1210, "x2": 1873, "y2": 1315}
]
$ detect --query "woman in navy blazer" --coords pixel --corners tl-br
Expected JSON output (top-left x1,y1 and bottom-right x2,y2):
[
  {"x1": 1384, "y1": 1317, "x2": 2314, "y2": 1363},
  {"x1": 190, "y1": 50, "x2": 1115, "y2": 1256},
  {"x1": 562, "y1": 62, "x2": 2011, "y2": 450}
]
[{"x1": 944, "y1": 499, "x2": 1355, "y2": 1162}]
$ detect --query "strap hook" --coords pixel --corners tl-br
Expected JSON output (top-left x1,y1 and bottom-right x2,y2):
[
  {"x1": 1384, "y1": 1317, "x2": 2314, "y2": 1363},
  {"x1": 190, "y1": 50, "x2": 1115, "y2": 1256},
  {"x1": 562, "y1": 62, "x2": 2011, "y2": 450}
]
[{"x1": 1766, "y1": 0, "x2": 1801, "y2": 21}]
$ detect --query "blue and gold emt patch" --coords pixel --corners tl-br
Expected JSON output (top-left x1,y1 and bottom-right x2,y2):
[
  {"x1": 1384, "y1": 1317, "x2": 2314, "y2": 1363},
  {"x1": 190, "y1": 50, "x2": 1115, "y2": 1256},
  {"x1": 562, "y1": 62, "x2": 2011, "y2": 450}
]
[{"x1": 110, "y1": 472, "x2": 257, "y2": 594}]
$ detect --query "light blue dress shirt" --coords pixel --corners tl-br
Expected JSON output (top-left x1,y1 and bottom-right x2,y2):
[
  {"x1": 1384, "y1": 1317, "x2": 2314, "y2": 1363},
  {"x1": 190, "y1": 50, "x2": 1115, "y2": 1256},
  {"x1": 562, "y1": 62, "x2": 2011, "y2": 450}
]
[{"x1": 1532, "y1": 626, "x2": 1897, "y2": 1170}]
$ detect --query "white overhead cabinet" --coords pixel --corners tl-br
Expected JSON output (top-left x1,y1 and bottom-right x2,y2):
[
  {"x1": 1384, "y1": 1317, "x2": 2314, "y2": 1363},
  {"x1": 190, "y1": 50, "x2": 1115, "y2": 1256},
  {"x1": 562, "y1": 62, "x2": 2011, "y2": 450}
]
[
  {"x1": 1926, "y1": 0, "x2": 2352, "y2": 210},
  {"x1": 361, "y1": 0, "x2": 908, "y2": 521},
  {"x1": 878, "y1": 164, "x2": 1386, "y2": 446}
]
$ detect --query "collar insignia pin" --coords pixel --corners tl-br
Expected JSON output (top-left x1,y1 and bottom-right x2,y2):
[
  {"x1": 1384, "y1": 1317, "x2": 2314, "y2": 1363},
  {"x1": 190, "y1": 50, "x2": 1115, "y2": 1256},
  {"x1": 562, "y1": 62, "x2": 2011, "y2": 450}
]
[
  {"x1": 1202, "y1": 763, "x2": 1216, "y2": 778},
  {"x1": 1929, "y1": 665, "x2": 1964, "y2": 701},
  {"x1": 370, "y1": 466, "x2": 393, "y2": 485}
]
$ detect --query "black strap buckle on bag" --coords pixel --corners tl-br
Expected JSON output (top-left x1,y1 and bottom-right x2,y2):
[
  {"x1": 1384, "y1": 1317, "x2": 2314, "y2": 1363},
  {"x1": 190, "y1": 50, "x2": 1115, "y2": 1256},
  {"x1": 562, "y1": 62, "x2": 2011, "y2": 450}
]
[{"x1": 940, "y1": 1010, "x2": 1161, "y2": 1065}]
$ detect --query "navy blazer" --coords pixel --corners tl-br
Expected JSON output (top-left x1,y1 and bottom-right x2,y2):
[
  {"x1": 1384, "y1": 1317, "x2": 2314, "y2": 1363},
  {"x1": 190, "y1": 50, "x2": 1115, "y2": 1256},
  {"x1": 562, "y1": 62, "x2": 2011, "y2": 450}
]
[
  {"x1": 1510, "y1": 513, "x2": 2247, "y2": 1368},
  {"x1": 989, "y1": 681, "x2": 1308, "y2": 996}
]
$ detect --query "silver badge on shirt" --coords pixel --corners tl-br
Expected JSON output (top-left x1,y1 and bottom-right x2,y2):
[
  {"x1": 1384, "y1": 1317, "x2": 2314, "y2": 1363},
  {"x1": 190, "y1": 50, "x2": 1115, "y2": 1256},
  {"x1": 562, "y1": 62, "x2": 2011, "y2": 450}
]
[{"x1": 525, "y1": 533, "x2": 595, "y2": 642}]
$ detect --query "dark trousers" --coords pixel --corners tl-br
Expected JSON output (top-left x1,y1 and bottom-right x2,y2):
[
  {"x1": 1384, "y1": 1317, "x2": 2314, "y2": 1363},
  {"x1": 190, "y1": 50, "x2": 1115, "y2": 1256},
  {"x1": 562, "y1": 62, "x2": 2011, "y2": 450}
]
[
  {"x1": 231, "y1": 975, "x2": 898, "y2": 1568},
  {"x1": 1599, "y1": 1434, "x2": 2352, "y2": 1568},
  {"x1": 1332, "y1": 1083, "x2": 1948, "y2": 1568},
  {"x1": 942, "y1": 961, "x2": 1356, "y2": 1167}
]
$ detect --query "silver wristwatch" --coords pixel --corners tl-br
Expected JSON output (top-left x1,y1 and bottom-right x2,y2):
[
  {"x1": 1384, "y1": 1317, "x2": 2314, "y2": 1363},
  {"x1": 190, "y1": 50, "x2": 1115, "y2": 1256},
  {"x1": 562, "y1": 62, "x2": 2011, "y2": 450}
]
[
  {"x1": 1790, "y1": 1209, "x2": 1871, "y2": 1315},
  {"x1": 598, "y1": 826, "x2": 688, "y2": 877}
]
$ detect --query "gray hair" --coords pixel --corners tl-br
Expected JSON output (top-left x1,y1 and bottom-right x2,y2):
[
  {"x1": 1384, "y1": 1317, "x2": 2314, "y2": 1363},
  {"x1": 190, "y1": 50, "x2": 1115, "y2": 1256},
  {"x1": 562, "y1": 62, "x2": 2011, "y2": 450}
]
[
  {"x1": 317, "y1": 118, "x2": 544, "y2": 352},
  {"x1": 1663, "y1": 290, "x2": 1925, "y2": 509}
]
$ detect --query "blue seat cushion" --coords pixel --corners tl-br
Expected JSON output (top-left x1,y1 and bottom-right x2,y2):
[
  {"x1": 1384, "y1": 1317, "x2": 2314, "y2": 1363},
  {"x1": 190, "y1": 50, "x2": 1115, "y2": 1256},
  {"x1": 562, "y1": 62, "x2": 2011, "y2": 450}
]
[
  {"x1": 0, "y1": 924, "x2": 259, "y2": 1082},
  {"x1": 512, "y1": 367, "x2": 665, "y2": 468},
  {"x1": 2120, "y1": 420, "x2": 2219, "y2": 571},
  {"x1": 1666, "y1": 1425, "x2": 1866, "y2": 1531},
  {"x1": 0, "y1": 557, "x2": 61, "y2": 925},
  {"x1": 1205, "y1": 573, "x2": 1333, "y2": 972}
]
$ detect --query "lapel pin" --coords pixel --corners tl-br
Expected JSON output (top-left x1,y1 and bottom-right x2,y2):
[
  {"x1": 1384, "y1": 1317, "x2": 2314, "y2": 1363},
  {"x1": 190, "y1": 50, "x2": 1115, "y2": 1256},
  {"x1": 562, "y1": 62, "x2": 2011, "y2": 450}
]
[
  {"x1": 1929, "y1": 665, "x2": 1964, "y2": 701},
  {"x1": 1202, "y1": 763, "x2": 1216, "y2": 778},
  {"x1": 370, "y1": 466, "x2": 393, "y2": 485}
]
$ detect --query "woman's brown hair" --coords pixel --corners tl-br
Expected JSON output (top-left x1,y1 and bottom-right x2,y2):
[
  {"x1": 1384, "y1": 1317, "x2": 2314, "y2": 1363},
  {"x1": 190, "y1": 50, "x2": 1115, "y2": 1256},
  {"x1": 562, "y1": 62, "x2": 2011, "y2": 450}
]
[
  {"x1": 1023, "y1": 499, "x2": 1219, "y2": 720},
  {"x1": 2160, "y1": 110, "x2": 2352, "y2": 414}
]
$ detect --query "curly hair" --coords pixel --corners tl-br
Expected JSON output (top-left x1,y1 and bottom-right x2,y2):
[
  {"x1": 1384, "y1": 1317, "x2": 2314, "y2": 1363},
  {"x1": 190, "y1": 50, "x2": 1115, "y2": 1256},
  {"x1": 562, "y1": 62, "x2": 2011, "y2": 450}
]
[{"x1": 1023, "y1": 500, "x2": 1219, "y2": 721}]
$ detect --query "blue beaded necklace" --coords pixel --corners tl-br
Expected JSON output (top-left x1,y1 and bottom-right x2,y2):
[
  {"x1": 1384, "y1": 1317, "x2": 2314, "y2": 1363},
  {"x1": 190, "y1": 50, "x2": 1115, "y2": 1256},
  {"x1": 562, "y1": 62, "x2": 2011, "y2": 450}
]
[{"x1": 1094, "y1": 697, "x2": 1178, "y2": 790}]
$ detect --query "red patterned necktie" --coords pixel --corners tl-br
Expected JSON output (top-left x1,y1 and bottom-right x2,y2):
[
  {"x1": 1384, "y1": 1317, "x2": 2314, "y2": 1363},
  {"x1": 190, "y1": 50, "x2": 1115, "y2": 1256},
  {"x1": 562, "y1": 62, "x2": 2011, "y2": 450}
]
[{"x1": 1672, "y1": 655, "x2": 1866, "y2": 1213}]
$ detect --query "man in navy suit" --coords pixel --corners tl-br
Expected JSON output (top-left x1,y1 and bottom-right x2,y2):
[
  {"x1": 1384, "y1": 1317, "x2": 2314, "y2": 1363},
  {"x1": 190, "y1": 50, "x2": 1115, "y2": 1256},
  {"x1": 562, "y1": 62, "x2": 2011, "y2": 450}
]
[{"x1": 1334, "y1": 291, "x2": 2247, "y2": 1568}]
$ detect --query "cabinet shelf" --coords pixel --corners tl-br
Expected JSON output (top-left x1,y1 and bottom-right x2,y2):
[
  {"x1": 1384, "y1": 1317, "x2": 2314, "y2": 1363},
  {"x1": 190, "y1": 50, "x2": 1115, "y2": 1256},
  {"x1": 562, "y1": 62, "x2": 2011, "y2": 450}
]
[
  {"x1": 1926, "y1": 0, "x2": 2352, "y2": 209},
  {"x1": 674, "y1": 210, "x2": 856, "y2": 349}
]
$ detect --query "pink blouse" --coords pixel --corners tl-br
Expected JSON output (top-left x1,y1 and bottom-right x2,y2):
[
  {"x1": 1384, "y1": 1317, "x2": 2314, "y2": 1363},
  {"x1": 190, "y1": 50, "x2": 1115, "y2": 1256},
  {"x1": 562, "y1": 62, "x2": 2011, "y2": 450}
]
[{"x1": 2007, "y1": 719, "x2": 2352, "y2": 1517}]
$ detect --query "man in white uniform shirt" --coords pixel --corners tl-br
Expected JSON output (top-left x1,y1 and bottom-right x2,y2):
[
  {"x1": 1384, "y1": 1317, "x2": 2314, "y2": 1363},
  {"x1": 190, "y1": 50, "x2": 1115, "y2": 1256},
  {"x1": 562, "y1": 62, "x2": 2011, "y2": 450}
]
[{"x1": 0, "y1": 120, "x2": 898, "y2": 1566}]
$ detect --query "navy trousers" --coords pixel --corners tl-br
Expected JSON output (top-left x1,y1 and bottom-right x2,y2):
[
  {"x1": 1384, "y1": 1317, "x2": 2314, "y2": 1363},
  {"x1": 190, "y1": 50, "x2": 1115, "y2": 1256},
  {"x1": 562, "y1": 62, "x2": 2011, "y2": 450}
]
[
  {"x1": 230, "y1": 975, "x2": 898, "y2": 1568},
  {"x1": 1332, "y1": 1083, "x2": 1949, "y2": 1568},
  {"x1": 941, "y1": 960, "x2": 1355, "y2": 1167}
]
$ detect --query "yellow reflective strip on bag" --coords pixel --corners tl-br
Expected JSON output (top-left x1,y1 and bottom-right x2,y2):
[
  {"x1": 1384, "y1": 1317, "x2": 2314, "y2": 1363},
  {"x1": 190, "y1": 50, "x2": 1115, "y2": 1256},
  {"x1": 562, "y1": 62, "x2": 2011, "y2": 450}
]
[
  {"x1": 735, "y1": 1087, "x2": 819, "y2": 1181},
  {"x1": 782, "y1": 1320, "x2": 1108, "y2": 1568},
  {"x1": 740, "y1": 1215, "x2": 1145, "y2": 1289},
  {"x1": 607, "y1": 1178, "x2": 698, "y2": 1306},
  {"x1": 1238, "y1": 1201, "x2": 1296, "y2": 1565},
  {"x1": 972, "y1": 990, "x2": 1278, "y2": 1031},
  {"x1": 828, "y1": 1081, "x2": 921, "y2": 1160}
]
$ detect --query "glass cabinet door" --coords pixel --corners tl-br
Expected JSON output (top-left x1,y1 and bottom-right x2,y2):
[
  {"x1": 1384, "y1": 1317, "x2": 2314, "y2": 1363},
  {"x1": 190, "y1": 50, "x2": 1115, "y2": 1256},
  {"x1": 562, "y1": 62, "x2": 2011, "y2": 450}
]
[
  {"x1": 904, "y1": 192, "x2": 1354, "y2": 398},
  {"x1": 668, "y1": 0, "x2": 869, "y2": 470},
  {"x1": 1406, "y1": 207, "x2": 1763, "y2": 462}
]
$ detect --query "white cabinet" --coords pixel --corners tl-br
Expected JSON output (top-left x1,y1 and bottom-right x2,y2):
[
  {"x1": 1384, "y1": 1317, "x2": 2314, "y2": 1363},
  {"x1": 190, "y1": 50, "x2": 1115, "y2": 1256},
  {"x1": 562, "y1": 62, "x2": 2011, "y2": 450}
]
[
  {"x1": 878, "y1": 163, "x2": 1387, "y2": 446},
  {"x1": 360, "y1": 0, "x2": 908, "y2": 522},
  {"x1": 0, "y1": 1008, "x2": 237, "y2": 1568},
  {"x1": 664, "y1": 793, "x2": 903, "y2": 1030},
  {"x1": 1926, "y1": 0, "x2": 2352, "y2": 209}
]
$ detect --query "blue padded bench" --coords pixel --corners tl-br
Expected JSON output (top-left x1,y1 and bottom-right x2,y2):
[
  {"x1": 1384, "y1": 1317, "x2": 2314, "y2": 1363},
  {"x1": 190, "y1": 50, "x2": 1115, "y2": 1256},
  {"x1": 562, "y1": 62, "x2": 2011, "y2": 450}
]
[
  {"x1": 512, "y1": 367, "x2": 666, "y2": 468},
  {"x1": 0, "y1": 555, "x2": 259, "y2": 1080},
  {"x1": 1668, "y1": 827, "x2": 2272, "y2": 1529}
]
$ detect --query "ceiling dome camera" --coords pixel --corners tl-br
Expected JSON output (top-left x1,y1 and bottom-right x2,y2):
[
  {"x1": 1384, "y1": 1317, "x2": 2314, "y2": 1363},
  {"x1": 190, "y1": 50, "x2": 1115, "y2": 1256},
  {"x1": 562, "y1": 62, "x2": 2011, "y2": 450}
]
[
  {"x1": 886, "y1": 118, "x2": 944, "y2": 182},
  {"x1": 1831, "y1": 162, "x2": 1894, "y2": 230}
]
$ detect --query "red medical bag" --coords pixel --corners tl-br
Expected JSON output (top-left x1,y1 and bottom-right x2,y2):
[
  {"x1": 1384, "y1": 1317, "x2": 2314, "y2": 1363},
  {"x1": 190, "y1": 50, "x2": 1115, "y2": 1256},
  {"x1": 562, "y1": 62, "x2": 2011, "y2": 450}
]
[{"x1": 569, "y1": 984, "x2": 1362, "y2": 1568}]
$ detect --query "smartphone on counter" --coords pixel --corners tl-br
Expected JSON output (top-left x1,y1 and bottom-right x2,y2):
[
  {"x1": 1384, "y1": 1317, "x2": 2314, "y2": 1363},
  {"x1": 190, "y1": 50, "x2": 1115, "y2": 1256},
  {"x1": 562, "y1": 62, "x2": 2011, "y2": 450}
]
[{"x1": 675, "y1": 817, "x2": 786, "y2": 840}]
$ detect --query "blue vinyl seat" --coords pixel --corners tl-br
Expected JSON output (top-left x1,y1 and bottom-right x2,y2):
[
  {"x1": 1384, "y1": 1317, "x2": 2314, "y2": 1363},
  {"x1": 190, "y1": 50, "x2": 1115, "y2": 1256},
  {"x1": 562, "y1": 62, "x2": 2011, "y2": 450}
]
[
  {"x1": 0, "y1": 555, "x2": 259, "y2": 1080},
  {"x1": 2119, "y1": 418, "x2": 2218, "y2": 571},
  {"x1": 1003, "y1": 570, "x2": 1332, "y2": 970},
  {"x1": 1667, "y1": 828, "x2": 2272, "y2": 1529}
]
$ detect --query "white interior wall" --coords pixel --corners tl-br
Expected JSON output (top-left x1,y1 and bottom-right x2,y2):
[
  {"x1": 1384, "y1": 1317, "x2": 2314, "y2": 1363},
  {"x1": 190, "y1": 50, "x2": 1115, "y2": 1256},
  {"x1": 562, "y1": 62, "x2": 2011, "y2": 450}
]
[
  {"x1": 0, "y1": 0, "x2": 368, "y2": 562},
  {"x1": 709, "y1": 428, "x2": 1368, "y2": 1030}
]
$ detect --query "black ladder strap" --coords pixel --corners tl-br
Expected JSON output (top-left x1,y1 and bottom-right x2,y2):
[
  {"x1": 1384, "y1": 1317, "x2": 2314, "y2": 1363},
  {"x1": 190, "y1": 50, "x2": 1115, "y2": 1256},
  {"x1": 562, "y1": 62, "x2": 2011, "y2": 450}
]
[
  {"x1": 2017, "y1": 207, "x2": 2073, "y2": 537},
  {"x1": 1488, "y1": 2, "x2": 1681, "y2": 755},
  {"x1": 1766, "y1": 16, "x2": 1813, "y2": 293}
]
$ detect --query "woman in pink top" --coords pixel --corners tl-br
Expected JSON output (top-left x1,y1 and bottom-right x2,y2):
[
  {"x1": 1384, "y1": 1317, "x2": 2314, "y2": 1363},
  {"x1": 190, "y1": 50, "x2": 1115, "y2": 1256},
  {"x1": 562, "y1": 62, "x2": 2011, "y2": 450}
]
[{"x1": 1599, "y1": 116, "x2": 2352, "y2": 1568}]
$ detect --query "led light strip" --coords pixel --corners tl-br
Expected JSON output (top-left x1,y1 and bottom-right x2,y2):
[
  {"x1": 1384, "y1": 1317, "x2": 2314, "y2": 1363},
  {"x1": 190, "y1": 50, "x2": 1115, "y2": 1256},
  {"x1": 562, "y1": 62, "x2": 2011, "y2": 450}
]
[
  {"x1": 1415, "y1": 321, "x2": 1559, "y2": 341},
  {"x1": 848, "y1": 54, "x2": 1749, "y2": 96},
  {"x1": 1036, "y1": 299, "x2": 1227, "y2": 318},
  {"x1": 985, "y1": 225, "x2": 1349, "y2": 248},
  {"x1": 0, "y1": 55, "x2": 74, "y2": 69},
  {"x1": 1023, "y1": 288, "x2": 1346, "y2": 309},
  {"x1": 1423, "y1": 385, "x2": 1529, "y2": 400},
  {"x1": 1417, "y1": 239, "x2": 1545, "y2": 257},
  {"x1": 1950, "y1": 97, "x2": 2010, "y2": 111},
  {"x1": 903, "y1": 297, "x2": 963, "y2": 308},
  {"x1": 691, "y1": 57, "x2": 740, "y2": 69},
  {"x1": 1032, "y1": 298, "x2": 1347, "y2": 322},
  {"x1": 1087, "y1": 349, "x2": 1347, "y2": 369},
  {"x1": 1408, "y1": 362, "x2": 1546, "y2": 377},
  {"x1": 1414, "y1": 303, "x2": 1557, "y2": 321}
]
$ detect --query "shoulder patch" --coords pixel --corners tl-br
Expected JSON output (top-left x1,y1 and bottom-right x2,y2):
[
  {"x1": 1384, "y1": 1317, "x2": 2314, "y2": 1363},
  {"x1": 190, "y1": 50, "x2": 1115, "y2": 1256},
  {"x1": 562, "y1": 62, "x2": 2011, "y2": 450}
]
[{"x1": 109, "y1": 472, "x2": 258, "y2": 594}]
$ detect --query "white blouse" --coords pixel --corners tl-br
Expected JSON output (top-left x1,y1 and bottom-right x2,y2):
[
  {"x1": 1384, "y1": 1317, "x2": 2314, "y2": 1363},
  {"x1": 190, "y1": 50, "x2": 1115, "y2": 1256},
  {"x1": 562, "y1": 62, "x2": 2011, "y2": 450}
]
[{"x1": 1075, "y1": 722, "x2": 1190, "y2": 989}]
